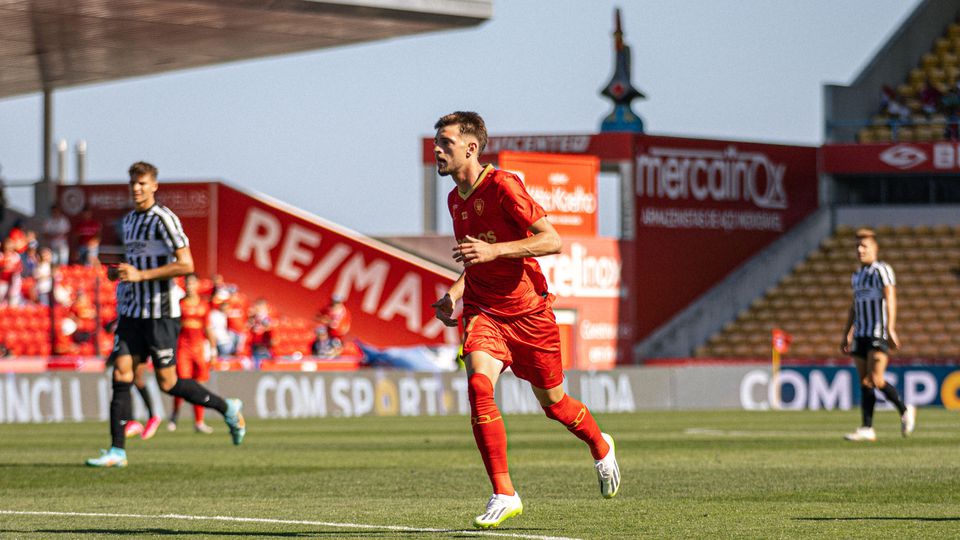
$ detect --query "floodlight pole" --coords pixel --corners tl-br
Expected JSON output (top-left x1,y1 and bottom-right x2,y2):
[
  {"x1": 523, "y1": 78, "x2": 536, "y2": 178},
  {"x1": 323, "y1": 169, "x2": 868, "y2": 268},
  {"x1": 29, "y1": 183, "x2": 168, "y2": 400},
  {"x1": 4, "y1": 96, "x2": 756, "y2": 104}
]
[
  {"x1": 35, "y1": 88, "x2": 57, "y2": 220},
  {"x1": 43, "y1": 88, "x2": 53, "y2": 183}
]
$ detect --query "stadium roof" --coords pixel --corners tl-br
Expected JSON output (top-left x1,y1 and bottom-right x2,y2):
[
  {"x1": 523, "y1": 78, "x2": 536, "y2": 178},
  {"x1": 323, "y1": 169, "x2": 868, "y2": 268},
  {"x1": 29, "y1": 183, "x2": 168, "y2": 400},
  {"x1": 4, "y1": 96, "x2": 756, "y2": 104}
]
[{"x1": 0, "y1": 0, "x2": 492, "y2": 99}]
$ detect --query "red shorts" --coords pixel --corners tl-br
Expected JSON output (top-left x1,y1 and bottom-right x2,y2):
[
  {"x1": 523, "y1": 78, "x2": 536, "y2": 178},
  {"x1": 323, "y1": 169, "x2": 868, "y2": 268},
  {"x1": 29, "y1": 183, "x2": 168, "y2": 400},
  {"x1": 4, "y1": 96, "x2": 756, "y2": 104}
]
[
  {"x1": 461, "y1": 308, "x2": 564, "y2": 389},
  {"x1": 176, "y1": 339, "x2": 209, "y2": 382}
]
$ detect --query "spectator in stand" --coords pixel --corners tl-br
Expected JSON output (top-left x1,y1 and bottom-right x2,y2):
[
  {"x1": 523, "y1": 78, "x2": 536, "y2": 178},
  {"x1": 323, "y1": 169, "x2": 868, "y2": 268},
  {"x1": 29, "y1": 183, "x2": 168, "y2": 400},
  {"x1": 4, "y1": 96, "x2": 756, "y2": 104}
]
[
  {"x1": 43, "y1": 205, "x2": 71, "y2": 265},
  {"x1": 311, "y1": 324, "x2": 332, "y2": 357},
  {"x1": 211, "y1": 274, "x2": 228, "y2": 297},
  {"x1": 920, "y1": 80, "x2": 943, "y2": 116},
  {"x1": 316, "y1": 294, "x2": 351, "y2": 355},
  {"x1": 169, "y1": 273, "x2": 217, "y2": 434},
  {"x1": 943, "y1": 83, "x2": 960, "y2": 141},
  {"x1": 69, "y1": 289, "x2": 98, "y2": 346},
  {"x1": 209, "y1": 290, "x2": 235, "y2": 355},
  {"x1": 74, "y1": 207, "x2": 102, "y2": 266},
  {"x1": 879, "y1": 85, "x2": 910, "y2": 122},
  {"x1": 34, "y1": 247, "x2": 54, "y2": 305},
  {"x1": 7, "y1": 219, "x2": 27, "y2": 254},
  {"x1": 225, "y1": 290, "x2": 249, "y2": 357},
  {"x1": 248, "y1": 298, "x2": 274, "y2": 366},
  {"x1": 0, "y1": 237, "x2": 23, "y2": 306},
  {"x1": 20, "y1": 232, "x2": 39, "y2": 277}
]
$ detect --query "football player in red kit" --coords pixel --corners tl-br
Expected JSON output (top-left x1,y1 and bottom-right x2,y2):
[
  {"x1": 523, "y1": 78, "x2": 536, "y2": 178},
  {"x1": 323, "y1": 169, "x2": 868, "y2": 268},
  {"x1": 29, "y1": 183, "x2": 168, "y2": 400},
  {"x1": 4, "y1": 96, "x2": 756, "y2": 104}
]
[
  {"x1": 431, "y1": 112, "x2": 620, "y2": 529},
  {"x1": 169, "y1": 273, "x2": 217, "y2": 433}
]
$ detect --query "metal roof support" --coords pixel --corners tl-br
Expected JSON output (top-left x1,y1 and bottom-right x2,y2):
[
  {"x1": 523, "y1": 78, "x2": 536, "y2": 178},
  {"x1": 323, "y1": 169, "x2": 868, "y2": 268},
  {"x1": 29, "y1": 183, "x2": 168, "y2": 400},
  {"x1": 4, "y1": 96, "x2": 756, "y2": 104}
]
[{"x1": 42, "y1": 88, "x2": 52, "y2": 183}]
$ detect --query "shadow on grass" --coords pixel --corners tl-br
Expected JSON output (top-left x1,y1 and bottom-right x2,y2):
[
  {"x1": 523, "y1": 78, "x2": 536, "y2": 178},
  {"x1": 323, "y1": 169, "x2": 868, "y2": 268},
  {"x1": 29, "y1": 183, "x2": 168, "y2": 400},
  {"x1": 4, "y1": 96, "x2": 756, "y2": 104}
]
[{"x1": 795, "y1": 517, "x2": 960, "y2": 522}]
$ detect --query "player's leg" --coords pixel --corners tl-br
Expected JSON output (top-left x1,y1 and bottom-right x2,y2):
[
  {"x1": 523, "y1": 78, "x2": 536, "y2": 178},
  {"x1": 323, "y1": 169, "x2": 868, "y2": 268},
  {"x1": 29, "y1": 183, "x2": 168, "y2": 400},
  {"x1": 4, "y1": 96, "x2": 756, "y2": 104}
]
[
  {"x1": 466, "y1": 351, "x2": 522, "y2": 529},
  {"x1": 845, "y1": 350, "x2": 877, "y2": 441},
  {"x1": 532, "y1": 384, "x2": 617, "y2": 498},
  {"x1": 134, "y1": 362, "x2": 161, "y2": 440},
  {"x1": 192, "y1": 344, "x2": 213, "y2": 433},
  {"x1": 868, "y1": 349, "x2": 915, "y2": 435},
  {"x1": 152, "y1": 319, "x2": 244, "y2": 444},
  {"x1": 465, "y1": 351, "x2": 511, "y2": 493},
  {"x1": 123, "y1": 362, "x2": 146, "y2": 439},
  {"x1": 133, "y1": 362, "x2": 155, "y2": 418},
  {"x1": 534, "y1": 385, "x2": 610, "y2": 460},
  {"x1": 87, "y1": 353, "x2": 135, "y2": 467},
  {"x1": 169, "y1": 340, "x2": 191, "y2": 431},
  {"x1": 87, "y1": 319, "x2": 142, "y2": 466}
]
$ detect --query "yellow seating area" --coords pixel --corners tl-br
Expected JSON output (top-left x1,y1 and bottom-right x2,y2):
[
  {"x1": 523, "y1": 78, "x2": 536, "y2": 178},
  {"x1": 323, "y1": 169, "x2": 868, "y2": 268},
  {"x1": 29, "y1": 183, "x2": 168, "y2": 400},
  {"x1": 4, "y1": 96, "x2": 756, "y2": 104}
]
[
  {"x1": 696, "y1": 224, "x2": 960, "y2": 359},
  {"x1": 858, "y1": 24, "x2": 960, "y2": 143}
]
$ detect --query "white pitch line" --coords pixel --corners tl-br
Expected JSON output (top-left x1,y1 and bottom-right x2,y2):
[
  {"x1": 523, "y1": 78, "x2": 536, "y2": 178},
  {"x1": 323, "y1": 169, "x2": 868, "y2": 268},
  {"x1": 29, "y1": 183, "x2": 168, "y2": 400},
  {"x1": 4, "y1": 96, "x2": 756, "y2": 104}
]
[{"x1": 0, "y1": 510, "x2": 582, "y2": 540}]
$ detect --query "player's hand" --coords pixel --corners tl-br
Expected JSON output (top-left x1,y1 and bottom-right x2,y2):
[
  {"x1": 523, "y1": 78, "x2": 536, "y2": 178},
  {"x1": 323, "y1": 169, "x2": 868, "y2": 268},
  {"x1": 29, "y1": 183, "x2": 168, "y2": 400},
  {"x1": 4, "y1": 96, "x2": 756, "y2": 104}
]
[
  {"x1": 888, "y1": 328, "x2": 901, "y2": 351},
  {"x1": 840, "y1": 336, "x2": 851, "y2": 354},
  {"x1": 431, "y1": 293, "x2": 458, "y2": 327},
  {"x1": 116, "y1": 263, "x2": 144, "y2": 283},
  {"x1": 453, "y1": 235, "x2": 498, "y2": 267}
]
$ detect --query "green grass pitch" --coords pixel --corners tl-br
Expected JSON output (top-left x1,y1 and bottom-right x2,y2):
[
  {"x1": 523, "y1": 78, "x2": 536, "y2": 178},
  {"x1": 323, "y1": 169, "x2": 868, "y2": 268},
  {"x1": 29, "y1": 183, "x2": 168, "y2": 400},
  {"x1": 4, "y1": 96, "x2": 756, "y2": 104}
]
[{"x1": 0, "y1": 409, "x2": 958, "y2": 538}]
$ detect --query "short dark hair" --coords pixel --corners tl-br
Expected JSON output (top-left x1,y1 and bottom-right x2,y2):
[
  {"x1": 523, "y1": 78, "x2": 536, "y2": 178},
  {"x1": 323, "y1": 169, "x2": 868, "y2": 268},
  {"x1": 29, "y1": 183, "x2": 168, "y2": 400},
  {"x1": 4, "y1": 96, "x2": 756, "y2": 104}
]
[
  {"x1": 434, "y1": 111, "x2": 488, "y2": 154},
  {"x1": 856, "y1": 228, "x2": 877, "y2": 242},
  {"x1": 129, "y1": 161, "x2": 158, "y2": 180}
]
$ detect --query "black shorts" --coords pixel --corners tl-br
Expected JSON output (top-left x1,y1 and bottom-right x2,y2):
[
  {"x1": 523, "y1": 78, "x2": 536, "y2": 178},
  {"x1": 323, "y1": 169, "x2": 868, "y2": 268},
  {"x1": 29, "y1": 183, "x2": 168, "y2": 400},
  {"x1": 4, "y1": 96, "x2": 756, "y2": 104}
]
[
  {"x1": 851, "y1": 336, "x2": 889, "y2": 359},
  {"x1": 113, "y1": 317, "x2": 181, "y2": 369}
]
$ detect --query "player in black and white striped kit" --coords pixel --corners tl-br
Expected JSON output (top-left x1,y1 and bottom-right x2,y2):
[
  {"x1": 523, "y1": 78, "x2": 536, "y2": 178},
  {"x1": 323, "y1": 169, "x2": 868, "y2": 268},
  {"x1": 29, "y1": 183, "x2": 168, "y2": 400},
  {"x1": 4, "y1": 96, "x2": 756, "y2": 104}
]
[
  {"x1": 87, "y1": 162, "x2": 246, "y2": 468},
  {"x1": 840, "y1": 228, "x2": 916, "y2": 442}
]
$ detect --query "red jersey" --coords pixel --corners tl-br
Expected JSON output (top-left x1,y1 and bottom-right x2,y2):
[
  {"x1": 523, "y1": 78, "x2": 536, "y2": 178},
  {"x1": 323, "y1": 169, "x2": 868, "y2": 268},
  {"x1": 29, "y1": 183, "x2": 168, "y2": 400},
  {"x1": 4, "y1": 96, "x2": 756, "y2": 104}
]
[
  {"x1": 448, "y1": 165, "x2": 551, "y2": 317},
  {"x1": 179, "y1": 296, "x2": 210, "y2": 343},
  {"x1": 226, "y1": 297, "x2": 247, "y2": 333},
  {"x1": 0, "y1": 252, "x2": 22, "y2": 282},
  {"x1": 320, "y1": 304, "x2": 351, "y2": 338}
]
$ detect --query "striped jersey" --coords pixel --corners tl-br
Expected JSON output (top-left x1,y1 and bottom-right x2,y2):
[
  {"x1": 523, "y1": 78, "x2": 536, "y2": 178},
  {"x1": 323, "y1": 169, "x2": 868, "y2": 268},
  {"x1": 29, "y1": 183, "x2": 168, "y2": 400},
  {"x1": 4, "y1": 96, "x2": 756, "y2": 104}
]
[
  {"x1": 851, "y1": 261, "x2": 896, "y2": 339},
  {"x1": 116, "y1": 204, "x2": 189, "y2": 319}
]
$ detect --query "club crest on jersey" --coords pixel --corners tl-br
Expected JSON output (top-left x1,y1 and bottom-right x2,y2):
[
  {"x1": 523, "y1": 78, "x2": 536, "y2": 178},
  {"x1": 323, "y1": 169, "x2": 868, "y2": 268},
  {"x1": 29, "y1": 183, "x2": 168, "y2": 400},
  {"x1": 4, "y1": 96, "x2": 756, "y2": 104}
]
[{"x1": 474, "y1": 199, "x2": 485, "y2": 216}]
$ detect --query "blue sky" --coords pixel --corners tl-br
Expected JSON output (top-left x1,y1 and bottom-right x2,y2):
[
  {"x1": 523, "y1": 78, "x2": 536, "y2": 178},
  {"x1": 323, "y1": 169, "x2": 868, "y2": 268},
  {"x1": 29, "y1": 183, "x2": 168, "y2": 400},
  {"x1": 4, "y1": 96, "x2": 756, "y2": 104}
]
[{"x1": 0, "y1": 0, "x2": 920, "y2": 235}]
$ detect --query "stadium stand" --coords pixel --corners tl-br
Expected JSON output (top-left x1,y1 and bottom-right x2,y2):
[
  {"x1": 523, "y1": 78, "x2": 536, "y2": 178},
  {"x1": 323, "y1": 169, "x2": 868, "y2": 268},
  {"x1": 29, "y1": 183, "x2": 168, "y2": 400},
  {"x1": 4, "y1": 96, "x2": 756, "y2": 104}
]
[
  {"x1": 696, "y1": 224, "x2": 960, "y2": 359},
  {"x1": 859, "y1": 21, "x2": 960, "y2": 143},
  {"x1": 0, "y1": 264, "x2": 327, "y2": 362}
]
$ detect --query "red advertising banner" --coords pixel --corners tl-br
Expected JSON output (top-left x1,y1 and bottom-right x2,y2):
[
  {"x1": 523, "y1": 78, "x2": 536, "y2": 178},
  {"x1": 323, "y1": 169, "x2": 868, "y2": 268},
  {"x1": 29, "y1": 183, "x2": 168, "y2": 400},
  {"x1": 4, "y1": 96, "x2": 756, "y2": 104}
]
[
  {"x1": 57, "y1": 183, "x2": 217, "y2": 276},
  {"x1": 821, "y1": 142, "x2": 960, "y2": 174},
  {"x1": 215, "y1": 185, "x2": 459, "y2": 347},
  {"x1": 633, "y1": 135, "x2": 819, "y2": 340},
  {"x1": 498, "y1": 151, "x2": 600, "y2": 237},
  {"x1": 539, "y1": 237, "x2": 631, "y2": 369}
]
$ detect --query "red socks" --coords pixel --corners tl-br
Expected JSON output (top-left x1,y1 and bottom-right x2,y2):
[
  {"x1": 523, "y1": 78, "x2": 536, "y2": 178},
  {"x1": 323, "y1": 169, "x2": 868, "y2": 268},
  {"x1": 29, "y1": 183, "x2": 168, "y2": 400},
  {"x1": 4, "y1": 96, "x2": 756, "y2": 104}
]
[
  {"x1": 543, "y1": 395, "x2": 610, "y2": 460},
  {"x1": 194, "y1": 404, "x2": 205, "y2": 423},
  {"x1": 468, "y1": 373, "x2": 514, "y2": 495}
]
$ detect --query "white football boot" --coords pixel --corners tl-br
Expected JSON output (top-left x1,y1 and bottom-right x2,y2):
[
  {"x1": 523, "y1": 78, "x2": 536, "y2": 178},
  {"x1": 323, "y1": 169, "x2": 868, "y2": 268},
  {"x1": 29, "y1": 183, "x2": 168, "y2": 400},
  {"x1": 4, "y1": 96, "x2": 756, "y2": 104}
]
[
  {"x1": 595, "y1": 433, "x2": 620, "y2": 498},
  {"x1": 844, "y1": 426, "x2": 877, "y2": 442}
]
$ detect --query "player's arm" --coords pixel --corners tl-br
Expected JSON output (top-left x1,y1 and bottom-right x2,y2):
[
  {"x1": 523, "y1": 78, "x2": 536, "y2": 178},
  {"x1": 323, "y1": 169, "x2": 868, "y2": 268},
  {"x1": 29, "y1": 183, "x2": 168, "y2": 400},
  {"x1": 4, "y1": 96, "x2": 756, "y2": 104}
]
[
  {"x1": 432, "y1": 271, "x2": 465, "y2": 327},
  {"x1": 116, "y1": 246, "x2": 195, "y2": 282},
  {"x1": 840, "y1": 302, "x2": 855, "y2": 354},
  {"x1": 884, "y1": 284, "x2": 900, "y2": 350},
  {"x1": 454, "y1": 217, "x2": 561, "y2": 267}
]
